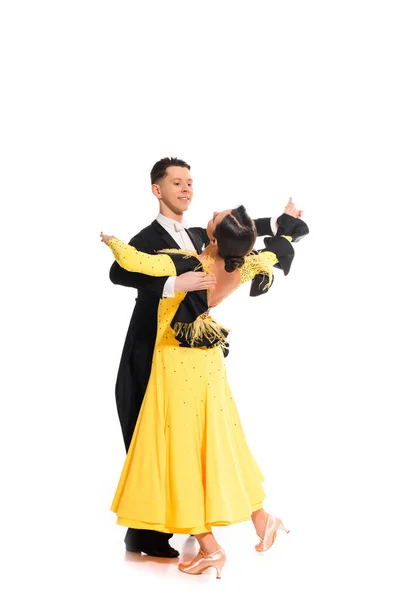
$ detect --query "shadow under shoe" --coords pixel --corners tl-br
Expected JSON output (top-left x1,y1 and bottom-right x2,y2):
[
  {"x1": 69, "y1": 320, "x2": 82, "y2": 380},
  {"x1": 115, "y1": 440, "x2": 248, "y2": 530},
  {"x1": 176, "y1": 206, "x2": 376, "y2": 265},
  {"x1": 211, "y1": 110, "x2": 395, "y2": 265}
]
[{"x1": 125, "y1": 543, "x2": 179, "y2": 558}]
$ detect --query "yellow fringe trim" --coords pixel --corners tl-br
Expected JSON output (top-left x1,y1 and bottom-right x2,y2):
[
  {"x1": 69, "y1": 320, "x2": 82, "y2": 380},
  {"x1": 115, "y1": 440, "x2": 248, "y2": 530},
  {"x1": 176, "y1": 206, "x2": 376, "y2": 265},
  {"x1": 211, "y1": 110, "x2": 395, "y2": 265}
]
[
  {"x1": 158, "y1": 248, "x2": 215, "y2": 274},
  {"x1": 173, "y1": 314, "x2": 229, "y2": 350},
  {"x1": 158, "y1": 248, "x2": 198, "y2": 258},
  {"x1": 240, "y1": 252, "x2": 274, "y2": 290}
]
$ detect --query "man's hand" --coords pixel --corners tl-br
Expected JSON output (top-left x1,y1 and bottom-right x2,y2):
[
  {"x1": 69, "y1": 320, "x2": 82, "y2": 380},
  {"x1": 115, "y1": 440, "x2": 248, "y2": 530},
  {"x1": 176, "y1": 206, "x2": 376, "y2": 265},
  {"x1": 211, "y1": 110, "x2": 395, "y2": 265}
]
[
  {"x1": 175, "y1": 271, "x2": 217, "y2": 292},
  {"x1": 284, "y1": 198, "x2": 303, "y2": 219}
]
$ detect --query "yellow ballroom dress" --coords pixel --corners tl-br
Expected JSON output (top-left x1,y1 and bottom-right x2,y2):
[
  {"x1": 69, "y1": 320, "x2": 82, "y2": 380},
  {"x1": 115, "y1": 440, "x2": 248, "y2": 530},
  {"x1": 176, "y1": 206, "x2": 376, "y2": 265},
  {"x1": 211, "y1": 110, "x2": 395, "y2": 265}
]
[{"x1": 107, "y1": 237, "x2": 291, "y2": 535}]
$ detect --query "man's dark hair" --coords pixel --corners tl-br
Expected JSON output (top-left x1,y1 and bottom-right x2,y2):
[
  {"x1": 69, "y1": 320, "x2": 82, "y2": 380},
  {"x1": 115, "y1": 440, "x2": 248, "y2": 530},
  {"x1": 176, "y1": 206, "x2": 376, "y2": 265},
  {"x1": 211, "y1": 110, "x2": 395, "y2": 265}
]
[
  {"x1": 214, "y1": 205, "x2": 257, "y2": 273},
  {"x1": 150, "y1": 157, "x2": 191, "y2": 184}
]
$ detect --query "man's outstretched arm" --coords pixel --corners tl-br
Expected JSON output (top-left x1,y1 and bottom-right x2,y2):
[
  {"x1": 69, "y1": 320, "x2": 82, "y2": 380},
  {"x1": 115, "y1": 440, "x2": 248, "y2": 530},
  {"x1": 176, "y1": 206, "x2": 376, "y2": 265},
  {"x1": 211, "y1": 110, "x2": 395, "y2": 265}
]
[{"x1": 254, "y1": 198, "x2": 304, "y2": 237}]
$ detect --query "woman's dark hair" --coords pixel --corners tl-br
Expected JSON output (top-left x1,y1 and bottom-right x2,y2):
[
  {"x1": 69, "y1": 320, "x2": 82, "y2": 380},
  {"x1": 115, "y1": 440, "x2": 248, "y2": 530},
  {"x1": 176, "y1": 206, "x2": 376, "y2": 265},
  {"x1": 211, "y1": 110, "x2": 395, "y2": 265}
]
[
  {"x1": 213, "y1": 205, "x2": 257, "y2": 272},
  {"x1": 150, "y1": 157, "x2": 191, "y2": 184}
]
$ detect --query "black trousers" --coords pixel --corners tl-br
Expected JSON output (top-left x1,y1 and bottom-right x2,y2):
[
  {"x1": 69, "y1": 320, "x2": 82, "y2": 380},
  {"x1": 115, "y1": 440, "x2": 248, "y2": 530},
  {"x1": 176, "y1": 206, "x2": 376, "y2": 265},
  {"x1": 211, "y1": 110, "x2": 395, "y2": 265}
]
[
  {"x1": 119, "y1": 349, "x2": 173, "y2": 549},
  {"x1": 124, "y1": 527, "x2": 173, "y2": 549}
]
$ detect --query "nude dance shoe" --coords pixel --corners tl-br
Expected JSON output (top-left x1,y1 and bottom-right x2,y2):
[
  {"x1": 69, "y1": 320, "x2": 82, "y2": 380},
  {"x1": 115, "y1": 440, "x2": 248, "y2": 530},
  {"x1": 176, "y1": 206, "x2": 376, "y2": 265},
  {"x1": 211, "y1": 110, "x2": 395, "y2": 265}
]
[
  {"x1": 178, "y1": 548, "x2": 226, "y2": 578},
  {"x1": 255, "y1": 514, "x2": 290, "y2": 552}
]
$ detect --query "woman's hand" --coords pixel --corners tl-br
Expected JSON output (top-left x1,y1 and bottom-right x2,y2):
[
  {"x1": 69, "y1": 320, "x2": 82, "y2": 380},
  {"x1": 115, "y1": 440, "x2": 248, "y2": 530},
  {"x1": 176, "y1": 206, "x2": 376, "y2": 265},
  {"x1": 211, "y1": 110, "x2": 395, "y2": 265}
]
[
  {"x1": 100, "y1": 232, "x2": 115, "y2": 245},
  {"x1": 284, "y1": 197, "x2": 303, "y2": 219}
]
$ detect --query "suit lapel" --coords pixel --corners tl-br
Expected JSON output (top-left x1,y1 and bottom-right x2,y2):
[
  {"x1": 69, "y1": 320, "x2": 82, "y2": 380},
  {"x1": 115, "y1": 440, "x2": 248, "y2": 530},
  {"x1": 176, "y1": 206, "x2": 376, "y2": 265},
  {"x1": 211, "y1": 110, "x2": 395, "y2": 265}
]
[
  {"x1": 151, "y1": 220, "x2": 181, "y2": 250},
  {"x1": 151, "y1": 220, "x2": 203, "y2": 254},
  {"x1": 186, "y1": 228, "x2": 203, "y2": 254}
]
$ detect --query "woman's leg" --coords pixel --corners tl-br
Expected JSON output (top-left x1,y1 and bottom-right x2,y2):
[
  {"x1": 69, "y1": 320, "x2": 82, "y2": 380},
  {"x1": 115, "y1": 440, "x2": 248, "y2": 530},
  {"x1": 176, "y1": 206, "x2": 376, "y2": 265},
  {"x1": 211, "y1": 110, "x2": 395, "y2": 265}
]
[
  {"x1": 251, "y1": 507, "x2": 269, "y2": 538},
  {"x1": 194, "y1": 531, "x2": 221, "y2": 554},
  {"x1": 251, "y1": 507, "x2": 290, "y2": 551},
  {"x1": 179, "y1": 530, "x2": 226, "y2": 578}
]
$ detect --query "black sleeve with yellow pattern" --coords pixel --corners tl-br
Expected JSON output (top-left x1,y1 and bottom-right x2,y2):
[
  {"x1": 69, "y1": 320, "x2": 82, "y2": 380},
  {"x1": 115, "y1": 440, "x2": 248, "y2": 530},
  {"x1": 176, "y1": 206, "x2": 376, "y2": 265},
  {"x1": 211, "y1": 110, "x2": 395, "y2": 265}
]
[{"x1": 249, "y1": 234, "x2": 296, "y2": 296}]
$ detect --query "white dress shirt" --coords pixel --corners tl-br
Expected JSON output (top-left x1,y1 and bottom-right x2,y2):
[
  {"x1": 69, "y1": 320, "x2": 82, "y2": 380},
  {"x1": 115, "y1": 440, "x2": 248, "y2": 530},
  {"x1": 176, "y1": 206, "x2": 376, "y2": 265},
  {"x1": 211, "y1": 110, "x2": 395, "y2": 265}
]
[{"x1": 156, "y1": 213, "x2": 197, "y2": 298}]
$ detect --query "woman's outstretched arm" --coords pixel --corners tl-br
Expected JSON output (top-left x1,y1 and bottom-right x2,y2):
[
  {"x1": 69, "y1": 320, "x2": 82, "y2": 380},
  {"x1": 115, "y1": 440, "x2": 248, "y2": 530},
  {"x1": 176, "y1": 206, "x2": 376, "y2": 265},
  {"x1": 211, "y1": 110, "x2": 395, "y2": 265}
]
[{"x1": 100, "y1": 233, "x2": 177, "y2": 277}]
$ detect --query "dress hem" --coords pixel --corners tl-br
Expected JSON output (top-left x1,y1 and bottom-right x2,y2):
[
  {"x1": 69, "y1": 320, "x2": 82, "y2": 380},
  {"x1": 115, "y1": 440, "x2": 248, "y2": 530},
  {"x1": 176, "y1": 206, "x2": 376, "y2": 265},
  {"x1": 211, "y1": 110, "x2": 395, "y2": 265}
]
[{"x1": 113, "y1": 500, "x2": 264, "y2": 534}]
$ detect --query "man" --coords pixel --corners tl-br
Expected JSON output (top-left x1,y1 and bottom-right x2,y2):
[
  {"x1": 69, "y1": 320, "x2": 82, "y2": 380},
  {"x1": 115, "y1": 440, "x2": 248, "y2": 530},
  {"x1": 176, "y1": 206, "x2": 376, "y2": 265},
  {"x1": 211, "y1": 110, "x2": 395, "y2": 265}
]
[{"x1": 109, "y1": 157, "x2": 302, "y2": 557}]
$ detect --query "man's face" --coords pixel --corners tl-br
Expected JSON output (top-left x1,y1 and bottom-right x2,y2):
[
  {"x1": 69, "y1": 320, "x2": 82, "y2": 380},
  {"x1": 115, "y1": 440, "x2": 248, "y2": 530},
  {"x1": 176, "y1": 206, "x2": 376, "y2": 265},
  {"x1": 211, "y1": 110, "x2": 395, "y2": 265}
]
[
  {"x1": 152, "y1": 166, "x2": 193, "y2": 216},
  {"x1": 206, "y1": 209, "x2": 232, "y2": 240}
]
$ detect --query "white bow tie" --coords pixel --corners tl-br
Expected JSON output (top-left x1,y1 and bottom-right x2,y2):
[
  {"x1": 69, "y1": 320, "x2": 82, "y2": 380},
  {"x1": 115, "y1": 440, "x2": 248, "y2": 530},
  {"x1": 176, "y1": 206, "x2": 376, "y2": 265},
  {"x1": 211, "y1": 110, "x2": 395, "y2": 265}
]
[{"x1": 174, "y1": 223, "x2": 184, "y2": 232}]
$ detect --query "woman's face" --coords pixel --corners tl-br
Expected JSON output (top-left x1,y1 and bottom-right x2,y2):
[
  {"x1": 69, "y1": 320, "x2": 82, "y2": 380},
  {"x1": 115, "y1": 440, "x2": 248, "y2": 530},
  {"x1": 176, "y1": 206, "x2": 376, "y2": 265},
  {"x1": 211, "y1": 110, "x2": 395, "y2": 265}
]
[{"x1": 206, "y1": 209, "x2": 232, "y2": 240}]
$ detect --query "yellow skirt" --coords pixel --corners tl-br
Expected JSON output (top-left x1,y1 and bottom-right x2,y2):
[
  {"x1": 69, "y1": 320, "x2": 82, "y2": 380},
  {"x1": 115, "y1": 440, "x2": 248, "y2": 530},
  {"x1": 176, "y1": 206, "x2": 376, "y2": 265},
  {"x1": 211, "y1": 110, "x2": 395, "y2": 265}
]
[{"x1": 111, "y1": 344, "x2": 265, "y2": 534}]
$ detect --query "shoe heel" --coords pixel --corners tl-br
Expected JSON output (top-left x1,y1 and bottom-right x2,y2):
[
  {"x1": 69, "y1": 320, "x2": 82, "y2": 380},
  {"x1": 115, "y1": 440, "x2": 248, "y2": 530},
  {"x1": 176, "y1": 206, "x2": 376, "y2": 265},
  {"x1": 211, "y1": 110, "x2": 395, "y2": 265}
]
[
  {"x1": 255, "y1": 515, "x2": 289, "y2": 552},
  {"x1": 178, "y1": 548, "x2": 226, "y2": 577},
  {"x1": 279, "y1": 522, "x2": 290, "y2": 534}
]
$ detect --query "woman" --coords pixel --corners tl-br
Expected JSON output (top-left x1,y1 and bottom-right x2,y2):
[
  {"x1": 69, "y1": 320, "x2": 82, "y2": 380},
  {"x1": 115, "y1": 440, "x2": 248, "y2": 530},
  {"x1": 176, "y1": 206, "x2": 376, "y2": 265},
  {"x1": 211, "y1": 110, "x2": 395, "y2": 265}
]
[{"x1": 101, "y1": 205, "x2": 308, "y2": 578}]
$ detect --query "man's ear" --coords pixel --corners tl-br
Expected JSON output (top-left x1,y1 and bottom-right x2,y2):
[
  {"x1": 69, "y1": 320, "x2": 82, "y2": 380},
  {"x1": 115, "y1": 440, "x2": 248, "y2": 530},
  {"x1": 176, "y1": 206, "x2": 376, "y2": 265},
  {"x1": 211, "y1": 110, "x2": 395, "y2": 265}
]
[{"x1": 151, "y1": 183, "x2": 162, "y2": 200}]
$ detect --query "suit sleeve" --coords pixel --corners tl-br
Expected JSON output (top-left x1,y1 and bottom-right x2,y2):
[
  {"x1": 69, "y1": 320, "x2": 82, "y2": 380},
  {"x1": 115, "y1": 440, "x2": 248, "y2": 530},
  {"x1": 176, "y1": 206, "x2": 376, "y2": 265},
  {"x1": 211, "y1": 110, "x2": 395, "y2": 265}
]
[
  {"x1": 254, "y1": 214, "x2": 310, "y2": 241},
  {"x1": 108, "y1": 235, "x2": 173, "y2": 297},
  {"x1": 253, "y1": 217, "x2": 274, "y2": 237}
]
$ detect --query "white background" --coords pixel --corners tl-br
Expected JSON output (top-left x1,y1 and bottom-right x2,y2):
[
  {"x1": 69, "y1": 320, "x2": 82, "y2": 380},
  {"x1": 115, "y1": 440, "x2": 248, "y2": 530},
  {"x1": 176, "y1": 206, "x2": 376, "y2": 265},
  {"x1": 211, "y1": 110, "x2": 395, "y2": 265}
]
[{"x1": 1, "y1": 1, "x2": 399, "y2": 598}]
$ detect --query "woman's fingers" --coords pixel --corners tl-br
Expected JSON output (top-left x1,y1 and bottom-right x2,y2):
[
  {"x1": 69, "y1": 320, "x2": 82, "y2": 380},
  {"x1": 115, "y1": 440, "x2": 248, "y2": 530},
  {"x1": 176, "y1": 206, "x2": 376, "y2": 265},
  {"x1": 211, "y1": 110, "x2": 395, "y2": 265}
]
[
  {"x1": 100, "y1": 232, "x2": 114, "y2": 244},
  {"x1": 284, "y1": 198, "x2": 303, "y2": 219}
]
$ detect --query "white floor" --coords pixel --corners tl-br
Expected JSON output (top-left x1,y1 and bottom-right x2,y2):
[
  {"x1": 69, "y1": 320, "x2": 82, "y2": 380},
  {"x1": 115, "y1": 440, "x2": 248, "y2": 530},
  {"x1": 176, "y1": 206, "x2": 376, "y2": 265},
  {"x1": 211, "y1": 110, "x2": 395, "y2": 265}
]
[{"x1": 4, "y1": 517, "x2": 399, "y2": 600}]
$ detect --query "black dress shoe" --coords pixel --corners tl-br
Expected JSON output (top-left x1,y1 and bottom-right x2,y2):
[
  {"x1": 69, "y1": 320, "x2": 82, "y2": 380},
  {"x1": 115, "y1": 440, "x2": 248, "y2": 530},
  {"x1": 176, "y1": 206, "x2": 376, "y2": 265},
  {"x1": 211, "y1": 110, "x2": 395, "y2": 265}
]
[{"x1": 125, "y1": 543, "x2": 179, "y2": 558}]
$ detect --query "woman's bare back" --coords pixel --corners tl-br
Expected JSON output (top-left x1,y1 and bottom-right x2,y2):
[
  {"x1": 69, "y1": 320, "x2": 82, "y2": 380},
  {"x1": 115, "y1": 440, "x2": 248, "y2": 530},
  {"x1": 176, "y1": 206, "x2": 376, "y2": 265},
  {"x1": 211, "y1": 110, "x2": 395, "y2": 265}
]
[{"x1": 200, "y1": 256, "x2": 241, "y2": 308}]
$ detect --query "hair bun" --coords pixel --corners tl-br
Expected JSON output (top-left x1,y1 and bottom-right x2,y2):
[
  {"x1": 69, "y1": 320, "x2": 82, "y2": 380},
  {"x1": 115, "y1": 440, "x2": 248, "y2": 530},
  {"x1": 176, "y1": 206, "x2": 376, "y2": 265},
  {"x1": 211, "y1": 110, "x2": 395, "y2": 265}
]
[{"x1": 224, "y1": 255, "x2": 245, "y2": 273}]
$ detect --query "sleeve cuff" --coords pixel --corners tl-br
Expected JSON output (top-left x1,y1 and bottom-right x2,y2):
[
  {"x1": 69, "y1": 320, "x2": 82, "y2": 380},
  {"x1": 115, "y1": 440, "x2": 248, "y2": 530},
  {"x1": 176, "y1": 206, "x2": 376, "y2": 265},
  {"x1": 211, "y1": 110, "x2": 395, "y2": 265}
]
[
  {"x1": 263, "y1": 236, "x2": 295, "y2": 275},
  {"x1": 163, "y1": 276, "x2": 176, "y2": 298},
  {"x1": 276, "y1": 213, "x2": 309, "y2": 242}
]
